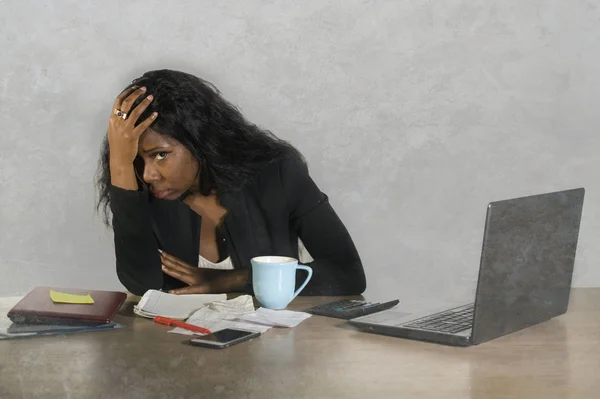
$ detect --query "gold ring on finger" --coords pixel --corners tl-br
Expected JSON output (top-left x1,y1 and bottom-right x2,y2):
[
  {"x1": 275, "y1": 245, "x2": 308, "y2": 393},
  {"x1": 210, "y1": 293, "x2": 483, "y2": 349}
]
[{"x1": 114, "y1": 108, "x2": 128, "y2": 120}]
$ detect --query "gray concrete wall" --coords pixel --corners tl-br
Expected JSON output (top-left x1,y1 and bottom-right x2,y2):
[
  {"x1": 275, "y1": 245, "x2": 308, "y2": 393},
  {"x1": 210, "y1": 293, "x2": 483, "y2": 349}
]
[{"x1": 1, "y1": 1, "x2": 598, "y2": 301}]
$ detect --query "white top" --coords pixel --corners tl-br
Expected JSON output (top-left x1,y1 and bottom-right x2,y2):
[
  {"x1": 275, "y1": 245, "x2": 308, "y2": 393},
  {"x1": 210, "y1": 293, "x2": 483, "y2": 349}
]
[
  {"x1": 198, "y1": 255, "x2": 234, "y2": 270},
  {"x1": 197, "y1": 238, "x2": 313, "y2": 269}
]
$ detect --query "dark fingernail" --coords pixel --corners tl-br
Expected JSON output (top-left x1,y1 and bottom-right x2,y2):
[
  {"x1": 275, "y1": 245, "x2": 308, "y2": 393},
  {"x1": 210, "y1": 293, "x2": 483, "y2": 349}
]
[
  {"x1": 146, "y1": 95, "x2": 153, "y2": 101},
  {"x1": 140, "y1": 86, "x2": 147, "y2": 92}
]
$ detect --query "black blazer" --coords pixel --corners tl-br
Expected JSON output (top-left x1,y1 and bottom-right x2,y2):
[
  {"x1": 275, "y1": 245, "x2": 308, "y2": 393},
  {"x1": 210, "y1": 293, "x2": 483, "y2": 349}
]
[{"x1": 109, "y1": 156, "x2": 366, "y2": 296}]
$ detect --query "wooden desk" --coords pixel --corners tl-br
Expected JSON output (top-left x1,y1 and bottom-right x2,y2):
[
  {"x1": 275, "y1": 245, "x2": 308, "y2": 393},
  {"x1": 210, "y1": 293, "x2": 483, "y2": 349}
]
[{"x1": 1, "y1": 288, "x2": 599, "y2": 398}]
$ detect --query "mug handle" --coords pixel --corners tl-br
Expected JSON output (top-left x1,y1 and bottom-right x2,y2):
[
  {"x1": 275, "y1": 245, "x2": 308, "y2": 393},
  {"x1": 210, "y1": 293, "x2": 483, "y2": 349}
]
[{"x1": 291, "y1": 264, "x2": 313, "y2": 301}]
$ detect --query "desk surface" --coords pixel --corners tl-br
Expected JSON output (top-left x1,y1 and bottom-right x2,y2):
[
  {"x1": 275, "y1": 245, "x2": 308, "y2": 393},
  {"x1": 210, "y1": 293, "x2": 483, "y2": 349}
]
[{"x1": 1, "y1": 288, "x2": 599, "y2": 399}]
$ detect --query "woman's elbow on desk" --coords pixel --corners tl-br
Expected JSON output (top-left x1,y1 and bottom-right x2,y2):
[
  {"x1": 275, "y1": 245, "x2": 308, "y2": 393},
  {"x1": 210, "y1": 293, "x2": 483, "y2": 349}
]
[
  {"x1": 338, "y1": 268, "x2": 367, "y2": 296},
  {"x1": 300, "y1": 259, "x2": 367, "y2": 296}
]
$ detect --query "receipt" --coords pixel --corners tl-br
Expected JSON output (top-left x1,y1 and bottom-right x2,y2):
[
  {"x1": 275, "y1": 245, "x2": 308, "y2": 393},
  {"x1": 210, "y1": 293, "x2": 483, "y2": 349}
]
[
  {"x1": 208, "y1": 295, "x2": 255, "y2": 314},
  {"x1": 163, "y1": 295, "x2": 311, "y2": 336},
  {"x1": 168, "y1": 307, "x2": 271, "y2": 335}
]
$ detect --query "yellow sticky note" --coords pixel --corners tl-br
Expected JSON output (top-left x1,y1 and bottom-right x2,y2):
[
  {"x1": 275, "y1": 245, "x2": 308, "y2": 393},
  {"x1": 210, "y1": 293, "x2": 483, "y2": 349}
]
[{"x1": 50, "y1": 290, "x2": 95, "y2": 304}]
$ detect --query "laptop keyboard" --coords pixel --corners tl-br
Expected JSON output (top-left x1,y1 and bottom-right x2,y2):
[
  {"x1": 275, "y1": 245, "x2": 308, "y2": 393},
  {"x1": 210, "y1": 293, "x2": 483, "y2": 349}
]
[{"x1": 403, "y1": 304, "x2": 474, "y2": 334}]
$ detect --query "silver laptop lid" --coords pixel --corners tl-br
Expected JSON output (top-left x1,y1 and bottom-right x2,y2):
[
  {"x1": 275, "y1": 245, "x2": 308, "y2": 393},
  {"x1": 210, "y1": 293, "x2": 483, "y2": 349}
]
[{"x1": 471, "y1": 188, "x2": 585, "y2": 345}]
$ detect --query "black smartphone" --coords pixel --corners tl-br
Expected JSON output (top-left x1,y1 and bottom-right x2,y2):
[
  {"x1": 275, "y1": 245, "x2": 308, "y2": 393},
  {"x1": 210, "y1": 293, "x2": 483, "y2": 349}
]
[{"x1": 187, "y1": 328, "x2": 261, "y2": 349}]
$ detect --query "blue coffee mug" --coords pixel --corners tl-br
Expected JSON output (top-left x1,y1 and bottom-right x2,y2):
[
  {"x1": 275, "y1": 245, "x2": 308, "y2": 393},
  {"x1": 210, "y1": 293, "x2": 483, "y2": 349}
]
[{"x1": 251, "y1": 256, "x2": 313, "y2": 309}]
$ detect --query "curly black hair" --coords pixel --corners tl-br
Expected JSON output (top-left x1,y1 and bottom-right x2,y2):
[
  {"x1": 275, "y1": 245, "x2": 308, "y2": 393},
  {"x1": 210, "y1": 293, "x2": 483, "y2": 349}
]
[{"x1": 95, "y1": 69, "x2": 303, "y2": 226}]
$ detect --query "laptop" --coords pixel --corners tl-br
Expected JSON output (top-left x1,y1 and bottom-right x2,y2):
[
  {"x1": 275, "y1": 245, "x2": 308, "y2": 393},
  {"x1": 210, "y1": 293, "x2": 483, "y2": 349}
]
[
  {"x1": 7, "y1": 286, "x2": 127, "y2": 326},
  {"x1": 349, "y1": 188, "x2": 585, "y2": 346}
]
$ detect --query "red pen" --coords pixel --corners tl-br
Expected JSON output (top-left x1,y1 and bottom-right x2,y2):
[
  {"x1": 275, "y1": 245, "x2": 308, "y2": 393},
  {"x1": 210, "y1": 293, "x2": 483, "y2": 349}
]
[{"x1": 154, "y1": 316, "x2": 212, "y2": 335}]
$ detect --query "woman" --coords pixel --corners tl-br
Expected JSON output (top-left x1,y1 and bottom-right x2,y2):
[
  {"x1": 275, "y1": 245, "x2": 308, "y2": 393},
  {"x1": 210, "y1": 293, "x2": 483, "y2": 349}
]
[{"x1": 96, "y1": 69, "x2": 366, "y2": 297}]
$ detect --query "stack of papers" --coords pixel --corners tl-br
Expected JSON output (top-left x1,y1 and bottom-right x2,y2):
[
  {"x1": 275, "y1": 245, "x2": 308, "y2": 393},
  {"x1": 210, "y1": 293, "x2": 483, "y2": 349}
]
[
  {"x1": 133, "y1": 289, "x2": 226, "y2": 319},
  {"x1": 167, "y1": 295, "x2": 312, "y2": 336}
]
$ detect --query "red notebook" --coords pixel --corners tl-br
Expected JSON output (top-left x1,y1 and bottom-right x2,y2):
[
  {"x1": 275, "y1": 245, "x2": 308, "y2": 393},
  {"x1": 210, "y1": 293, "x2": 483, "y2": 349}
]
[{"x1": 7, "y1": 286, "x2": 127, "y2": 326}]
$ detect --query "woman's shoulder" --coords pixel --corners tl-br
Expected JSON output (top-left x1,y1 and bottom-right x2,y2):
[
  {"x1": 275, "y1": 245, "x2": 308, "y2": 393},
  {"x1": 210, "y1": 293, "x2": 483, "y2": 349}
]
[
  {"x1": 223, "y1": 154, "x2": 328, "y2": 219},
  {"x1": 254, "y1": 154, "x2": 310, "y2": 188}
]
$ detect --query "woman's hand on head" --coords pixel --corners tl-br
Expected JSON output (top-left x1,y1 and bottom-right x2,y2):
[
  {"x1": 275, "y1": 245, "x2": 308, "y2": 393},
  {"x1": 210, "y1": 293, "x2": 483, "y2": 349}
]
[
  {"x1": 108, "y1": 86, "x2": 157, "y2": 168},
  {"x1": 159, "y1": 250, "x2": 248, "y2": 294}
]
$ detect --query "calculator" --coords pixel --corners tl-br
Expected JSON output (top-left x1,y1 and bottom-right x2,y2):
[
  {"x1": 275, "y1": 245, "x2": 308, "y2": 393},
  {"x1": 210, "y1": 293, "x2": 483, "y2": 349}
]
[{"x1": 305, "y1": 299, "x2": 400, "y2": 320}]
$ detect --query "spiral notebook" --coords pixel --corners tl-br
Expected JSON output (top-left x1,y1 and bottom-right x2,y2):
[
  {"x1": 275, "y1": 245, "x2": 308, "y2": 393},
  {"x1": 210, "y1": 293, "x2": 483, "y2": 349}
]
[{"x1": 133, "y1": 289, "x2": 226, "y2": 320}]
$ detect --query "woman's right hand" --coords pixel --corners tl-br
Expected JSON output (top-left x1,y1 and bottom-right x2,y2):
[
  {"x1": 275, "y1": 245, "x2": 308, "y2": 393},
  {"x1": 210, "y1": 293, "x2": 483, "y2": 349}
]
[
  {"x1": 108, "y1": 86, "x2": 157, "y2": 190},
  {"x1": 108, "y1": 86, "x2": 157, "y2": 167}
]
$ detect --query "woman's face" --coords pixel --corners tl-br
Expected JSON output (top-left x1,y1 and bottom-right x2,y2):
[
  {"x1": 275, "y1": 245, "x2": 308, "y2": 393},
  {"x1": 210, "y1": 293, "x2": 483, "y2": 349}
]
[{"x1": 136, "y1": 129, "x2": 200, "y2": 200}]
